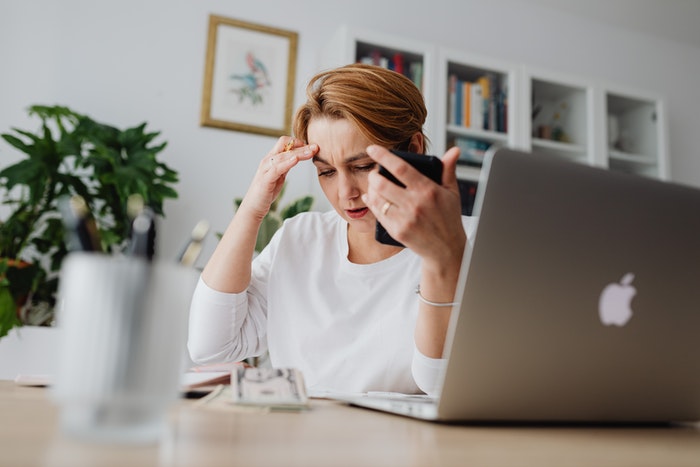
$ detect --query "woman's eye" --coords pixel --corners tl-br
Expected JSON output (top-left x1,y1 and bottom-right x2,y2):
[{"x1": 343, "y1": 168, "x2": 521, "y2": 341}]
[
  {"x1": 318, "y1": 169, "x2": 336, "y2": 177},
  {"x1": 354, "y1": 163, "x2": 376, "y2": 172}
]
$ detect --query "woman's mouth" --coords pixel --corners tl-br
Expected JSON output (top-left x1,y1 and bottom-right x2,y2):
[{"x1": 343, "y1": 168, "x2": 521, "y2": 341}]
[{"x1": 345, "y1": 207, "x2": 369, "y2": 219}]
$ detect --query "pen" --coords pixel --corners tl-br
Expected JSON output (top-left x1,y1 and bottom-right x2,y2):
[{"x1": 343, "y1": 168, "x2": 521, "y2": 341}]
[
  {"x1": 128, "y1": 205, "x2": 156, "y2": 260},
  {"x1": 59, "y1": 195, "x2": 102, "y2": 252},
  {"x1": 178, "y1": 220, "x2": 210, "y2": 267},
  {"x1": 127, "y1": 194, "x2": 156, "y2": 260}
]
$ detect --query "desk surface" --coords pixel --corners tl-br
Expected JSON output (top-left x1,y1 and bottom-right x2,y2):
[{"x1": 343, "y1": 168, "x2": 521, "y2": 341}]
[{"x1": 2, "y1": 381, "x2": 700, "y2": 467}]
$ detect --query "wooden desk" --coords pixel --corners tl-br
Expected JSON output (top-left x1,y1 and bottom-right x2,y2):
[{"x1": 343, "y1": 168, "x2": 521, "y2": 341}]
[{"x1": 2, "y1": 381, "x2": 700, "y2": 467}]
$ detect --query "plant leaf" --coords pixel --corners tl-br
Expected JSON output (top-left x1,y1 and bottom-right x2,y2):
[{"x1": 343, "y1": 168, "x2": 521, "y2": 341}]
[
  {"x1": 280, "y1": 196, "x2": 314, "y2": 220},
  {"x1": 0, "y1": 285, "x2": 21, "y2": 340},
  {"x1": 256, "y1": 213, "x2": 282, "y2": 252}
]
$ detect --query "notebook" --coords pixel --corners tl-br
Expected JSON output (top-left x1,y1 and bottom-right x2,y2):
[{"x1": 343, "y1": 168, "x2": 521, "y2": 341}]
[{"x1": 336, "y1": 147, "x2": 700, "y2": 423}]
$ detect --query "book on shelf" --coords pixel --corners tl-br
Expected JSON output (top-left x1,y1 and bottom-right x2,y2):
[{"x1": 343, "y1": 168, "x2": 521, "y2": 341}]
[
  {"x1": 393, "y1": 52, "x2": 404, "y2": 75},
  {"x1": 462, "y1": 81, "x2": 470, "y2": 127},
  {"x1": 409, "y1": 61, "x2": 423, "y2": 90},
  {"x1": 477, "y1": 75, "x2": 490, "y2": 131},
  {"x1": 448, "y1": 74, "x2": 457, "y2": 125},
  {"x1": 470, "y1": 83, "x2": 484, "y2": 131},
  {"x1": 447, "y1": 72, "x2": 508, "y2": 133}
]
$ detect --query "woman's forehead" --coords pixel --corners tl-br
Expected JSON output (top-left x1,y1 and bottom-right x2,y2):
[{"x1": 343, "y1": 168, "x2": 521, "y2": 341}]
[{"x1": 308, "y1": 118, "x2": 373, "y2": 165}]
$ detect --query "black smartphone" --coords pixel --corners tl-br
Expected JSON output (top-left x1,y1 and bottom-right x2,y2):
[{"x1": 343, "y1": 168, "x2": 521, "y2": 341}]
[{"x1": 375, "y1": 150, "x2": 443, "y2": 246}]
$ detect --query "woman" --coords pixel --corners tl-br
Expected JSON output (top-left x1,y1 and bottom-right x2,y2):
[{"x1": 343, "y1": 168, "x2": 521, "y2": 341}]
[{"x1": 188, "y1": 64, "x2": 476, "y2": 395}]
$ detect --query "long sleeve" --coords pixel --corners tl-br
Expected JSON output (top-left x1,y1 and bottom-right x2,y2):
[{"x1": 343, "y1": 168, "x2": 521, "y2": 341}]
[
  {"x1": 187, "y1": 277, "x2": 268, "y2": 364},
  {"x1": 188, "y1": 218, "x2": 286, "y2": 365},
  {"x1": 412, "y1": 346, "x2": 448, "y2": 396}
]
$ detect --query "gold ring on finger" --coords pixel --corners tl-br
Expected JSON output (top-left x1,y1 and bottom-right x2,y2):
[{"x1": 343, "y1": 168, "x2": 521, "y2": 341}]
[{"x1": 381, "y1": 201, "x2": 392, "y2": 216}]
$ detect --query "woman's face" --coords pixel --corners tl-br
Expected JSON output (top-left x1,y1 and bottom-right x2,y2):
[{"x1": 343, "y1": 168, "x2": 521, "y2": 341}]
[{"x1": 308, "y1": 117, "x2": 378, "y2": 235}]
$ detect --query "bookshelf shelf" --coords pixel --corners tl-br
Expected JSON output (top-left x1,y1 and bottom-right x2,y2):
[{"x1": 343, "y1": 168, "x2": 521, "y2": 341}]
[
  {"x1": 446, "y1": 125, "x2": 509, "y2": 143},
  {"x1": 609, "y1": 149, "x2": 658, "y2": 165},
  {"x1": 455, "y1": 164, "x2": 482, "y2": 183},
  {"x1": 532, "y1": 138, "x2": 586, "y2": 157}
]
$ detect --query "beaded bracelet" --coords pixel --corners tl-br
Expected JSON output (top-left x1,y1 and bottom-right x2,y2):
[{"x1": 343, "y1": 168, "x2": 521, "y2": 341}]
[{"x1": 415, "y1": 286, "x2": 459, "y2": 308}]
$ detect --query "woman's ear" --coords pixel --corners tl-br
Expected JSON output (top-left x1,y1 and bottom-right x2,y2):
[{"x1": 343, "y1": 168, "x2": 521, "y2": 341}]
[{"x1": 407, "y1": 132, "x2": 425, "y2": 154}]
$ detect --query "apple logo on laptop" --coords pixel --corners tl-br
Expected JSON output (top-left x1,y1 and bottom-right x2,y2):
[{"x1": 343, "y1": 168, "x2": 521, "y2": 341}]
[{"x1": 598, "y1": 273, "x2": 636, "y2": 326}]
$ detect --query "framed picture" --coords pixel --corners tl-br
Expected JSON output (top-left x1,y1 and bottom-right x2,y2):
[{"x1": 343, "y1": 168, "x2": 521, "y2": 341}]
[{"x1": 200, "y1": 15, "x2": 298, "y2": 136}]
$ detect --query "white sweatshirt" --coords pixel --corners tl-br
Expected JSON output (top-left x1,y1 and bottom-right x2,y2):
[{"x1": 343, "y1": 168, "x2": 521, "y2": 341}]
[{"x1": 188, "y1": 210, "x2": 475, "y2": 395}]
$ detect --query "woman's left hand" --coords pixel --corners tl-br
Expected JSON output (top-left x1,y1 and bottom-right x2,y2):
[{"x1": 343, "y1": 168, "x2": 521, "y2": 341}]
[{"x1": 362, "y1": 145, "x2": 467, "y2": 268}]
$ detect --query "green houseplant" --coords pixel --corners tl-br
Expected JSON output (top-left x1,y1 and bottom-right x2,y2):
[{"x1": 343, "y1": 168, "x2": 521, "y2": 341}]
[
  {"x1": 234, "y1": 183, "x2": 314, "y2": 253},
  {"x1": 0, "y1": 105, "x2": 179, "y2": 339}
]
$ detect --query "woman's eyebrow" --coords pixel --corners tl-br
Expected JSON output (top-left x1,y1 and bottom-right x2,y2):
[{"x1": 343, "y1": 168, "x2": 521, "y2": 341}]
[
  {"x1": 346, "y1": 153, "x2": 372, "y2": 164},
  {"x1": 312, "y1": 152, "x2": 370, "y2": 165},
  {"x1": 312, "y1": 154, "x2": 327, "y2": 164}
]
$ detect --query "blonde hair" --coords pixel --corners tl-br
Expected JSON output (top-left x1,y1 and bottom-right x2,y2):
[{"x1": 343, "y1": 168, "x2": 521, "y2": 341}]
[{"x1": 293, "y1": 63, "x2": 428, "y2": 152}]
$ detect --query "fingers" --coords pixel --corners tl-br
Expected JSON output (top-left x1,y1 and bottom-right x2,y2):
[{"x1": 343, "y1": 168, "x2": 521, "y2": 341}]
[
  {"x1": 380, "y1": 200, "x2": 393, "y2": 217},
  {"x1": 440, "y1": 146, "x2": 460, "y2": 187},
  {"x1": 365, "y1": 144, "x2": 443, "y2": 210},
  {"x1": 364, "y1": 145, "x2": 414, "y2": 210},
  {"x1": 363, "y1": 144, "x2": 464, "y2": 254},
  {"x1": 262, "y1": 137, "x2": 317, "y2": 176},
  {"x1": 270, "y1": 135, "x2": 298, "y2": 154},
  {"x1": 366, "y1": 145, "x2": 418, "y2": 187},
  {"x1": 361, "y1": 190, "x2": 396, "y2": 221}
]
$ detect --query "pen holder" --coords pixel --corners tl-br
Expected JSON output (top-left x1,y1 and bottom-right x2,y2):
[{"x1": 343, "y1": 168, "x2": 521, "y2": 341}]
[{"x1": 51, "y1": 253, "x2": 199, "y2": 443}]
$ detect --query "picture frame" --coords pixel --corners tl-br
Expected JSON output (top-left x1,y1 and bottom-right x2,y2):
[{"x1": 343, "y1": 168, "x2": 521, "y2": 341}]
[{"x1": 200, "y1": 15, "x2": 298, "y2": 137}]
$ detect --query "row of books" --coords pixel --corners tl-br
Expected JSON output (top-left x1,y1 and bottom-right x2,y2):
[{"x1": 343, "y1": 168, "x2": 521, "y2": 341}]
[
  {"x1": 357, "y1": 51, "x2": 423, "y2": 90},
  {"x1": 448, "y1": 74, "x2": 508, "y2": 133}
]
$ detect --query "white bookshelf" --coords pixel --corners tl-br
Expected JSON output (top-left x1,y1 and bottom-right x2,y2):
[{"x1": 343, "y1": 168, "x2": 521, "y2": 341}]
[{"x1": 318, "y1": 26, "x2": 669, "y2": 185}]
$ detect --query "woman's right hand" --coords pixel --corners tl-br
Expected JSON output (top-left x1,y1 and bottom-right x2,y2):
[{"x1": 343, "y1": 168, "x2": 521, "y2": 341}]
[
  {"x1": 201, "y1": 136, "x2": 317, "y2": 293},
  {"x1": 238, "y1": 136, "x2": 318, "y2": 221}
]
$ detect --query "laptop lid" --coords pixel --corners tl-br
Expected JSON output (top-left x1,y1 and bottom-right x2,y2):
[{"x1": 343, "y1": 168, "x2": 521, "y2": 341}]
[{"x1": 437, "y1": 147, "x2": 700, "y2": 422}]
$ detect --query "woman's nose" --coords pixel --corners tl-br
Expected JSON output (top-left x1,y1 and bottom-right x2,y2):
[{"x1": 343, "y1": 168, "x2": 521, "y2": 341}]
[{"x1": 337, "y1": 172, "x2": 360, "y2": 200}]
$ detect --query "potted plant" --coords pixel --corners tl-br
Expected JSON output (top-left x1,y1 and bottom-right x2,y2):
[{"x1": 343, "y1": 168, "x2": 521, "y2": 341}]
[{"x1": 0, "y1": 105, "x2": 179, "y2": 340}]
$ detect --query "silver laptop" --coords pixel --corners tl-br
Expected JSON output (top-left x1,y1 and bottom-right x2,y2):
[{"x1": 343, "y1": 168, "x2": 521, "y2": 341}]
[{"x1": 338, "y1": 147, "x2": 700, "y2": 423}]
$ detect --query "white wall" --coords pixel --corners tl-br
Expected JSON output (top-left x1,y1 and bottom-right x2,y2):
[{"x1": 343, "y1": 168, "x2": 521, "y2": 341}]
[{"x1": 2, "y1": 0, "x2": 700, "y2": 265}]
